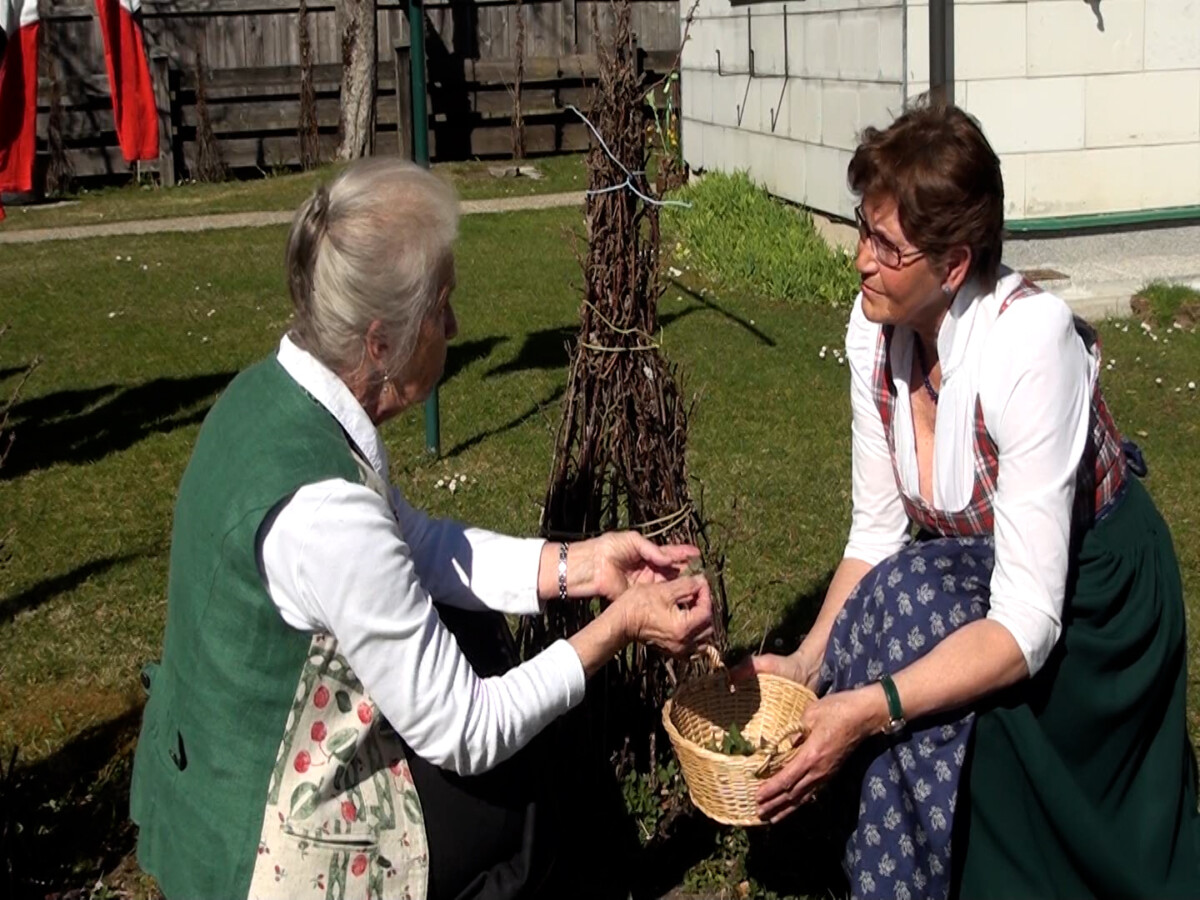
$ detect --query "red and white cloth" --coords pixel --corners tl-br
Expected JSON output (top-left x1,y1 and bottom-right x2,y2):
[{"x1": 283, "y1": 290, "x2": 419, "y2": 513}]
[
  {"x1": 0, "y1": 0, "x2": 41, "y2": 215},
  {"x1": 95, "y1": 0, "x2": 158, "y2": 162}
]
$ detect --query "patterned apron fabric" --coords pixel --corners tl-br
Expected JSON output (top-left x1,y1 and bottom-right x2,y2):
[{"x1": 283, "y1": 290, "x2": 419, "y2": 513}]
[{"x1": 819, "y1": 537, "x2": 996, "y2": 900}]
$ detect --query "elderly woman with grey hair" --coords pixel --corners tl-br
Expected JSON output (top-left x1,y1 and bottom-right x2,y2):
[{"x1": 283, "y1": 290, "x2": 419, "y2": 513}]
[{"x1": 129, "y1": 158, "x2": 713, "y2": 900}]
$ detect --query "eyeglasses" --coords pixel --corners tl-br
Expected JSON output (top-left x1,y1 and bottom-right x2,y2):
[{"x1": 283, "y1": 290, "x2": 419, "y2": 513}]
[{"x1": 854, "y1": 206, "x2": 926, "y2": 270}]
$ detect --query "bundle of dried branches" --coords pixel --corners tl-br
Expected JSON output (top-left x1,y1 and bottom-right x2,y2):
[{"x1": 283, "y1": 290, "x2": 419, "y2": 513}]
[
  {"x1": 509, "y1": 0, "x2": 527, "y2": 160},
  {"x1": 192, "y1": 47, "x2": 226, "y2": 183},
  {"x1": 43, "y1": 32, "x2": 75, "y2": 196},
  {"x1": 297, "y1": 0, "x2": 321, "y2": 170},
  {"x1": 519, "y1": 0, "x2": 726, "y2": 766}
]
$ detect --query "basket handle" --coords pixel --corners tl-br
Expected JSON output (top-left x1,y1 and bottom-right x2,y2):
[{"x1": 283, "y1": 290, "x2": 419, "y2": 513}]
[
  {"x1": 753, "y1": 726, "x2": 806, "y2": 779},
  {"x1": 698, "y1": 644, "x2": 724, "y2": 671},
  {"x1": 690, "y1": 644, "x2": 735, "y2": 693}
]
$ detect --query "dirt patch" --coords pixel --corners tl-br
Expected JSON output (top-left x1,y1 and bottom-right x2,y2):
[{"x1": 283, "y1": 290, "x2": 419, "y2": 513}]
[
  {"x1": 4, "y1": 691, "x2": 146, "y2": 899},
  {"x1": 4, "y1": 682, "x2": 143, "y2": 764},
  {"x1": 1130, "y1": 292, "x2": 1200, "y2": 331}
]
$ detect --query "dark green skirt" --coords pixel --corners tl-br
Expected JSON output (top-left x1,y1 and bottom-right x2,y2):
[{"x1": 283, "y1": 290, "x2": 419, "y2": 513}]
[{"x1": 956, "y1": 479, "x2": 1200, "y2": 898}]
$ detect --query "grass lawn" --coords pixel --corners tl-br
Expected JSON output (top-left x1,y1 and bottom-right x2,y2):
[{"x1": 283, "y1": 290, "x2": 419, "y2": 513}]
[
  {"x1": 1, "y1": 207, "x2": 1197, "y2": 898},
  {"x1": 0, "y1": 154, "x2": 587, "y2": 232}
]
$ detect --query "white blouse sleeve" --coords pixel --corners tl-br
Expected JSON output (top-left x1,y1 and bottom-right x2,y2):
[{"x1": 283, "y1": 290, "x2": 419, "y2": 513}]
[
  {"x1": 259, "y1": 480, "x2": 587, "y2": 777},
  {"x1": 844, "y1": 294, "x2": 912, "y2": 566},
  {"x1": 978, "y1": 299, "x2": 1092, "y2": 676},
  {"x1": 388, "y1": 486, "x2": 545, "y2": 616}
]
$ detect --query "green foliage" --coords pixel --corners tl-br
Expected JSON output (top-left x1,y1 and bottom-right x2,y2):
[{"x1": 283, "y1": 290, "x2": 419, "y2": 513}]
[
  {"x1": 620, "y1": 758, "x2": 686, "y2": 844},
  {"x1": 664, "y1": 171, "x2": 859, "y2": 308},
  {"x1": 705, "y1": 722, "x2": 758, "y2": 756},
  {"x1": 0, "y1": 192, "x2": 1197, "y2": 898},
  {"x1": 1133, "y1": 280, "x2": 1200, "y2": 330}
]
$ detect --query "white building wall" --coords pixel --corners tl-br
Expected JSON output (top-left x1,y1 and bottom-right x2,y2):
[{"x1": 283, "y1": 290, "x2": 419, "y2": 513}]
[
  {"x1": 689, "y1": 0, "x2": 1200, "y2": 222},
  {"x1": 680, "y1": 0, "x2": 907, "y2": 220}
]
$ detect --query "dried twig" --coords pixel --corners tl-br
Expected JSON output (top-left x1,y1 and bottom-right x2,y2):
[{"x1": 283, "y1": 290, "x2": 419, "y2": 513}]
[
  {"x1": 298, "y1": 0, "x2": 320, "y2": 169},
  {"x1": 192, "y1": 46, "x2": 226, "y2": 183},
  {"x1": 511, "y1": 0, "x2": 527, "y2": 160},
  {"x1": 43, "y1": 29, "x2": 75, "y2": 196},
  {"x1": 518, "y1": 0, "x2": 728, "y2": 772}
]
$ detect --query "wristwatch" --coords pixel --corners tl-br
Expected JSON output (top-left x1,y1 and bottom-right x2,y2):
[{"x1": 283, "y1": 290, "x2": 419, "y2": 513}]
[{"x1": 879, "y1": 674, "x2": 907, "y2": 735}]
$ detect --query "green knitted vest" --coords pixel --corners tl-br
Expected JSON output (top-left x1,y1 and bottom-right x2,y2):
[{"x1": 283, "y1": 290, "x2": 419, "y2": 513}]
[{"x1": 130, "y1": 358, "x2": 365, "y2": 898}]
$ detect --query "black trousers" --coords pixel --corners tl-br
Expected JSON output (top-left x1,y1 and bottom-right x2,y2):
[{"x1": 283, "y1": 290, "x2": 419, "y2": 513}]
[{"x1": 408, "y1": 605, "x2": 633, "y2": 900}]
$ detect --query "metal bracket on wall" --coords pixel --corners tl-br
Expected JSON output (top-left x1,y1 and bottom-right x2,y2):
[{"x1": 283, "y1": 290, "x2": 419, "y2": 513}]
[
  {"x1": 715, "y1": 8, "x2": 758, "y2": 78},
  {"x1": 735, "y1": 8, "x2": 755, "y2": 125},
  {"x1": 735, "y1": 75, "x2": 753, "y2": 126},
  {"x1": 768, "y1": 6, "x2": 790, "y2": 133}
]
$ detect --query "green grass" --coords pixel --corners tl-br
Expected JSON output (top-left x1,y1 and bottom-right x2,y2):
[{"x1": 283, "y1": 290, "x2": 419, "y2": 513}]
[
  {"x1": 1, "y1": 206, "x2": 1197, "y2": 898},
  {"x1": 0, "y1": 154, "x2": 586, "y2": 232},
  {"x1": 664, "y1": 171, "x2": 860, "y2": 308},
  {"x1": 1134, "y1": 280, "x2": 1200, "y2": 329}
]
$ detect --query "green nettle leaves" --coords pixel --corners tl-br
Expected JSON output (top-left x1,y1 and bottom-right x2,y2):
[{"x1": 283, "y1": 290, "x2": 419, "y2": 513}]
[
  {"x1": 704, "y1": 722, "x2": 757, "y2": 756},
  {"x1": 335, "y1": 690, "x2": 353, "y2": 714},
  {"x1": 290, "y1": 782, "x2": 321, "y2": 820}
]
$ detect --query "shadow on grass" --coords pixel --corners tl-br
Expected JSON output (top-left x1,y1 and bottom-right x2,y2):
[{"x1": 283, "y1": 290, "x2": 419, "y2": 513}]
[
  {"x1": 0, "y1": 553, "x2": 145, "y2": 626},
  {"x1": 630, "y1": 811, "x2": 720, "y2": 900},
  {"x1": 744, "y1": 801, "x2": 851, "y2": 898},
  {"x1": 444, "y1": 336, "x2": 508, "y2": 384},
  {"x1": 485, "y1": 325, "x2": 574, "y2": 378},
  {"x1": 3, "y1": 372, "x2": 236, "y2": 480},
  {"x1": 483, "y1": 307, "x2": 708, "y2": 380},
  {"x1": 0, "y1": 364, "x2": 34, "y2": 383},
  {"x1": 670, "y1": 282, "x2": 778, "y2": 349},
  {"x1": 443, "y1": 383, "x2": 566, "y2": 460},
  {"x1": 728, "y1": 568, "x2": 837, "y2": 662},
  {"x1": 3, "y1": 706, "x2": 146, "y2": 900}
]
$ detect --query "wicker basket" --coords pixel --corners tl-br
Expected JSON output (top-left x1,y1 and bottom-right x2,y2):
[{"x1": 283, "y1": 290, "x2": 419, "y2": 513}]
[{"x1": 663, "y1": 651, "x2": 816, "y2": 826}]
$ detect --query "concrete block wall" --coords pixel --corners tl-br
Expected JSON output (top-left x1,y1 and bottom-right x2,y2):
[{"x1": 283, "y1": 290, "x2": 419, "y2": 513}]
[
  {"x1": 906, "y1": 0, "x2": 1200, "y2": 220},
  {"x1": 680, "y1": 0, "x2": 906, "y2": 220},
  {"x1": 685, "y1": 0, "x2": 1200, "y2": 222}
]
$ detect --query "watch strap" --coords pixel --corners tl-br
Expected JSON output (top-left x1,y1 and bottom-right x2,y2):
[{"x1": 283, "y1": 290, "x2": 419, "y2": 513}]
[{"x1": 879, "y1": 674, "x2": 904, "y2": 724}]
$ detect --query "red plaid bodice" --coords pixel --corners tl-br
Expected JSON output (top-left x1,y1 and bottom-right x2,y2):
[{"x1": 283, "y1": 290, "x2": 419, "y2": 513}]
[{"x1": 873, "y1": 281, "x2": 1128, "y2": 537}]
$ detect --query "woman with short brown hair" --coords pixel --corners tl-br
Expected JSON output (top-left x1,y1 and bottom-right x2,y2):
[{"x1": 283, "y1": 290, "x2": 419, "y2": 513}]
[{"x1": 740, "y1": 100, "x2": 1200, "y2": 898}]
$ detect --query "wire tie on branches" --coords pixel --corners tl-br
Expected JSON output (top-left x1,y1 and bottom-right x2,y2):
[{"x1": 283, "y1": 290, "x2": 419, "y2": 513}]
[
  {"x1": 639, "y1": 504, "x2": 695, "y2": 538},
  {"x1": 542, "y1": 504, "x2": 694, "y2": 542},
  {"x1": 579, "y1": 340, "x2": 661, "y2": 353},
  {"x1": 566, "y1": 105, "x2": 693, "y2": 210},
  {"x1": 582, "y1": 297, "x2": 658, "y2": 339}
]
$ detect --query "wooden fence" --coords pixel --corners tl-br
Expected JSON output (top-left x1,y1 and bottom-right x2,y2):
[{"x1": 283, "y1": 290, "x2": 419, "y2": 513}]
[{"x1": 32, "y1": 0, "x2": 680, "y2": 186}]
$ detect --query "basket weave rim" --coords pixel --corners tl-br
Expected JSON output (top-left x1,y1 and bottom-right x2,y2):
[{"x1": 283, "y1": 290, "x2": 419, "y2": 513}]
[{"x1": 662, "y1": 672, "x2": 818, "y2": 766}]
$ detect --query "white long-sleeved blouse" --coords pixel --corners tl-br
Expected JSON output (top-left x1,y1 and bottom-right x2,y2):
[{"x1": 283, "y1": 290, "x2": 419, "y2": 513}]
[
  {"x1": 258, "y1": 335, "x2": 587, "y2": 777},
  {"x1": 844, "y1": 268, "x2": 1098, "y2": 675}
]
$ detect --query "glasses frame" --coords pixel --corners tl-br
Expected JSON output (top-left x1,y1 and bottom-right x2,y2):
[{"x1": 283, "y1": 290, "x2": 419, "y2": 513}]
[{"x1": 854, "y1": 205, "x2": 927, "y2": 270}]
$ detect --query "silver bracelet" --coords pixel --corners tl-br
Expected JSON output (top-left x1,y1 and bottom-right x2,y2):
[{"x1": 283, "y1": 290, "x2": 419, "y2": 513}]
[{"x1": 557, "y1": 542, "x2": 569, "y2": 603}]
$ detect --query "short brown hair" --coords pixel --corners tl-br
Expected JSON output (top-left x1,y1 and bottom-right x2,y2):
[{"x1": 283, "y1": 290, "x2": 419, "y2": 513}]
[{"x1": 848, "y1": 96, "x2": 1005, "y2": 287}]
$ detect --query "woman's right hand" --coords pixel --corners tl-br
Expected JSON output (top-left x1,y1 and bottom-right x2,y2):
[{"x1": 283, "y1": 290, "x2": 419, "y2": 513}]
[
  {"x1": 731, "y1": 643, "x2": 824, "y2": 692},
  {"x1": 617, "y1": 574, "x2": 714, "y2": 656}
]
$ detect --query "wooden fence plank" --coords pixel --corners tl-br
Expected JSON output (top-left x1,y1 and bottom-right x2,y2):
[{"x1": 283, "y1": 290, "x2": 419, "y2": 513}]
[
  {"x1": 34, "y1": 2, "x2": 678, "y2": 186},
  {"x1": 244, "y1": 13, "x2": 267, "y2": 67},
  {"x1": 151, "y1": 55, "x2": 177, "y2": 186},
  {"x1": 394, "y1": 42, "x2": 414, "y2": 160}
]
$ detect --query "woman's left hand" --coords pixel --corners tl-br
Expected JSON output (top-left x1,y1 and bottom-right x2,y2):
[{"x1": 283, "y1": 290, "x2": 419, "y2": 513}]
[
  {"x1": 756, "y1": 688, "x2": 884, "y2": 823},
  {"x1": 583, "y1": 531, "x2": 700, "y2": 602}
]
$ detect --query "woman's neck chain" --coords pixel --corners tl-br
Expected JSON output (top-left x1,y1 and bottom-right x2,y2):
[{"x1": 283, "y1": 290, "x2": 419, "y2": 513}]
[{"x1": 914, "y1": 338, "x2": 939, "y2": 404}]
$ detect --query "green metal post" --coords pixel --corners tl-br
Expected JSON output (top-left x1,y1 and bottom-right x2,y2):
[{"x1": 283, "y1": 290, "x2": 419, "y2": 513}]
[{"x1": 408, "y1": 0, "x2": 440, "y2": 456}]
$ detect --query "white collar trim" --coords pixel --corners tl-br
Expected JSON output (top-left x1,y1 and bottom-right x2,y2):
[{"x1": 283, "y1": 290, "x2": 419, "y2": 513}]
[
  {"x1": 936, "y1": 265, "x2": 1022, "y2": 378},
  {"x1": 276, "y1": 334, "x2": 390, "y2": 479}
]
